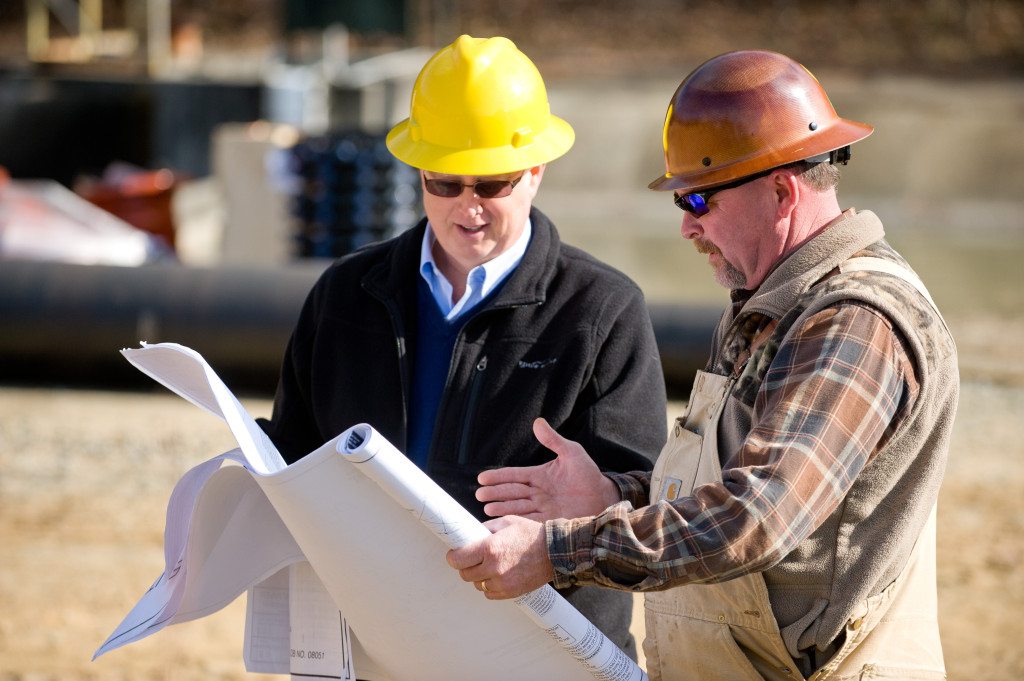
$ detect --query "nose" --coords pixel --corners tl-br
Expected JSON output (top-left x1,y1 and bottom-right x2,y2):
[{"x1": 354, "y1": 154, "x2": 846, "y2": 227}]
[
  {"x1": 455, "y1": 187, "x2": 484, "y2": 213},
  {"x1": 680, "y1": 211, "x2": 702, "y2": 240}
]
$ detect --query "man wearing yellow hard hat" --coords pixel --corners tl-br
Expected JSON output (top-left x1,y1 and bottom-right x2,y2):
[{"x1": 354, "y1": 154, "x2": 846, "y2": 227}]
[
  {"x1": 259, "y1": 35, "x2": 667, "y2": 659},
  {"x1": 449, "y1": 50, "x2": 958, "y2": 680}
]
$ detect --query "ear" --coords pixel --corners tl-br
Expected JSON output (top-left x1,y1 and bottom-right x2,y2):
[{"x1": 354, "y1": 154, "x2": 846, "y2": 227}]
[
  {"x1": 525, "y1": 164, "x2": 546, "y2": 198},
  {"x1": 774, "y1": 169, "x2": 799, "y2": 221}
]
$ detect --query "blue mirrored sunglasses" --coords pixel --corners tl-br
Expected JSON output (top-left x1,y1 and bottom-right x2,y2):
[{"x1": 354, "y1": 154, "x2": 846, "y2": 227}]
[{"x1": 673, "y1": 168, "x2": 776, "y2": 216}]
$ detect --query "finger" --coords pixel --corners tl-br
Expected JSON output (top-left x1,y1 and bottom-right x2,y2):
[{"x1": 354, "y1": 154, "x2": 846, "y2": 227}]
[
  {"x1": 482, "y1": 498, "x2": 540, "y2": 518},
  {"x1": 483, "y1": 587, "x2": 513, "y2": 600},
  {"x1": 459, "y1": 565, "x2": 488, "y2": 583},
  {"x1": 478, "y1": 579, "x2": 522, "y2": 601},
  {"x1": 532, "y1": 417, "x2": 579, "y2": 458},
  {"x1": 478, "y1": 465, "x2": 539, "y2": 486},
  {"x1": 476, "y1": 482, "x2": 536, "y2": 503},
  {"x1": 445, "y1": 544, "x2": 483, "y2": 571}
]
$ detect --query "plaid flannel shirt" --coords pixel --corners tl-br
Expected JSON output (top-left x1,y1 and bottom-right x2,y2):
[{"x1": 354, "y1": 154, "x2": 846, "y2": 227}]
[{"x1": 547, "y1": 298, "x2": 919, "y2": 590}]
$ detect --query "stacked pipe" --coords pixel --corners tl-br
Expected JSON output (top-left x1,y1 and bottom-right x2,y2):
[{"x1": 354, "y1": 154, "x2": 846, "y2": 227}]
[{"x1": 289, "y1": 131, "x2": 421, "y2": 259}]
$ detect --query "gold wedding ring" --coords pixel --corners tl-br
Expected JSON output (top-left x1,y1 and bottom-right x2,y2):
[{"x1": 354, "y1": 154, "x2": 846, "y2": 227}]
[{"x1": 480, "y1": 580, "x2": 489, "y2": 592}]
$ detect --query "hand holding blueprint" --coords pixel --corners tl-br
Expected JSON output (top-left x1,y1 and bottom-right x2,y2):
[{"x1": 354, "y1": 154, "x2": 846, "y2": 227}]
[{"x1": 96, "y1": 342, "x2": 647, "y2": 681}]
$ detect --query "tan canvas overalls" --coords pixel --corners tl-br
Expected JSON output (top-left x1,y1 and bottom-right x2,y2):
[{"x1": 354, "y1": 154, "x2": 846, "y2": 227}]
[{"x1": 643, "y1": 259, "x2": 946, "y2": 681}]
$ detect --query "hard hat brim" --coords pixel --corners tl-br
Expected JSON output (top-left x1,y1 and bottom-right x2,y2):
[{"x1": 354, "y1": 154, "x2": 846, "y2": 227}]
[
  {"x1": 648, "y1": 118, "x2": 874, "y2": 193},
  {"x1": 386, "y1": 115, "x2": 575, "y2": 176}
]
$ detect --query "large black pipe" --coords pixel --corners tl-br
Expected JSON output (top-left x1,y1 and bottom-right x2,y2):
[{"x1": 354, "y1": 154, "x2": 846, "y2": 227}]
[
  {"x1": 0, "y1": 260, "x2": 322, "y2": 392},
  {"x1": 0, "y1": 260, "x2": 718, "y2": 396},
  {"x1": 647, "y1": 302, "x2": 719, "y2": 394}
]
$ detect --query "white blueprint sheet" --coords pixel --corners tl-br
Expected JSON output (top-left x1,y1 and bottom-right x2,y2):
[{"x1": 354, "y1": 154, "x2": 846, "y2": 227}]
[{"x1": 95, "y1": 342, "x2": 647, "y2": 681}]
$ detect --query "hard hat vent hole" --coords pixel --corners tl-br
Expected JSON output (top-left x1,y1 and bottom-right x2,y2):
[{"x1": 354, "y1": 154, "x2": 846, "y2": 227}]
[
  {"x1": 702, "y1": 156, "x2": 712, "y2": 167},
  {"x1": 809, "y1": 121, "x2": 818, "y2": 131}
]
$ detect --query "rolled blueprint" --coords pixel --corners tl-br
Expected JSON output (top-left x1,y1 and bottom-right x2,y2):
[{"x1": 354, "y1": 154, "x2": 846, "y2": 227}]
[{"x1": 337, "y1": 424, "x2": 646, "y2": 681}]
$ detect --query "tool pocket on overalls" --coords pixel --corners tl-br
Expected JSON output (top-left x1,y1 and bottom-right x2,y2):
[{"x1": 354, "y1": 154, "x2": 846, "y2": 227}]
[
  {"x1": 655, "y1": 423, "x2": 703, "y2": 502},
  {"x1": 643, "y1": 606, "x2": 766, "y2": 681}
]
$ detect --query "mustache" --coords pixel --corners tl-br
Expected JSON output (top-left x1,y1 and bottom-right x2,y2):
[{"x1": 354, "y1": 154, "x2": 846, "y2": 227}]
[{"x1": 692, "y1": 238, "x2": 722, "y2": 256}]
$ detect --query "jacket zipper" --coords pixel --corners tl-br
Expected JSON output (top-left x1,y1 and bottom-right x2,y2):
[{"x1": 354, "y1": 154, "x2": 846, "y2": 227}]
[
  {"x1": 457, "y1": 355, "x2": 488, "y2": 465},
  {"x1": 366, "y1": 287, "x2": 410, "y2": 446}
]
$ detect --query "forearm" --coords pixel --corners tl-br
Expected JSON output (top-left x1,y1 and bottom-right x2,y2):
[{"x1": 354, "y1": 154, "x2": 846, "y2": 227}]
[
  {"x1": 547, "y1": 304, "x2": 913, "y2": 592},
  {"x1": 546, "y1": 500, "x2": 668, "y2": 591}
]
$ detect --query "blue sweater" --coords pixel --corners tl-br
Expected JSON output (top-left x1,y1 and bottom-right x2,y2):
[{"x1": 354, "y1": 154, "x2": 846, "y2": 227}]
[{"x1": 406, "y1": 277, "x2": 483, "y2": 469}]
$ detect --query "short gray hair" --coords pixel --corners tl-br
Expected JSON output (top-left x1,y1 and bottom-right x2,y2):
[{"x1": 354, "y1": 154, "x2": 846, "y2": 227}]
[{"x1": 793, "y1": 161, "x2": 841, "y2": 192}]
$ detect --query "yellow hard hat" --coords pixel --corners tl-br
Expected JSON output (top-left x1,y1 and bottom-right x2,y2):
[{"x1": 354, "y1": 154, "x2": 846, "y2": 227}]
[{"x1": 386, "y1": 35, "x2": 574, "y2": 175}]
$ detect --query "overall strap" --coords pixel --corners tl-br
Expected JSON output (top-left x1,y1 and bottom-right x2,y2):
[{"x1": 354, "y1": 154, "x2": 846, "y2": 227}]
[{"x1": 839, "y1": 256, "x2": 938, "y2": 312}]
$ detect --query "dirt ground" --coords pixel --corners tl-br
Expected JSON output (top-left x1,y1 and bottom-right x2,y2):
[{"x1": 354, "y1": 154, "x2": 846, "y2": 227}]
[{"x1": 0, "y1": 342, "x2": 1022, "y2": 680}]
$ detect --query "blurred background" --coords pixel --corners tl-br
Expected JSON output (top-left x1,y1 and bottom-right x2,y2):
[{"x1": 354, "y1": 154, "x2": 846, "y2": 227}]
[{"x1": 0, "y1": 1, "x2": 1021, "y2": 680}]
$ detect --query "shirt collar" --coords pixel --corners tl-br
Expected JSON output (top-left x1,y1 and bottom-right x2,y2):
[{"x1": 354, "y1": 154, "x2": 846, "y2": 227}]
[{"x1": 418, "y1": 218, "x2": 532, "y2": 319}]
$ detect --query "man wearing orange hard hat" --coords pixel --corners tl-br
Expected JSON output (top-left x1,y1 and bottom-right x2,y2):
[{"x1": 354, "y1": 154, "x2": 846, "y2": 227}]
[
  {"x1": 450, "y1": 50, "x2": 959, "y2": 680},
  {"x1": 259, "y1": 35, "x2": 667, "y2": 660}
]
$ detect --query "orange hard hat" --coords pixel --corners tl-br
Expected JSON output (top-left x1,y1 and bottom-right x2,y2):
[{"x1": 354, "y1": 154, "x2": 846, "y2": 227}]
[{"x1": 648, "y1": 50, "x2": 873, "y2": 193}]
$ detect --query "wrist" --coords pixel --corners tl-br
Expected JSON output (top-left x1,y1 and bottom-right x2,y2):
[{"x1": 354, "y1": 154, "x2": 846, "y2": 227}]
[
  {"x1": 546, "y1": 517, "x2": 595, "y2": 589},
  {"x1": 598, "y1": 473, "x2": 621, "y2": 512},
  {"x1": 537, "y1": 522, "x2": 555, "y2": 583}
]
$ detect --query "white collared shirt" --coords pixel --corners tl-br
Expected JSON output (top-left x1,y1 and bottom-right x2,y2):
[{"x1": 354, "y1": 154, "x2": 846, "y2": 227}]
[{"x1": 418, "y1": 219, "x2": 532, "y2": 321}]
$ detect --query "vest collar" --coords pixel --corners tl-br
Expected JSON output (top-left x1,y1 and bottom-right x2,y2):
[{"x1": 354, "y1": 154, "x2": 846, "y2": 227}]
[{"x1": 742, "y1": 209, "x2": 885, "y2": 319}]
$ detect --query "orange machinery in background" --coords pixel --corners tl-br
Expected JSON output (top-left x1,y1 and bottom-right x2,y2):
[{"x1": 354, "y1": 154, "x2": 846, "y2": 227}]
[{"x1": 75, "y1": 167, "x2": 180, "y2": 251}]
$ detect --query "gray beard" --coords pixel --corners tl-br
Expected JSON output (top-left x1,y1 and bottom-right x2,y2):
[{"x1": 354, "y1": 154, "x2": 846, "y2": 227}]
[
  {"x1": 694, "y1": 238, "x2": 747, "y2": 289},
  {"x1": 714, "y1": 262, "x2": 747, "y2": 289}
]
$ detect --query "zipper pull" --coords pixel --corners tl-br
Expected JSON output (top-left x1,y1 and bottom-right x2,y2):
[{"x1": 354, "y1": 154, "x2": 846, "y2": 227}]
[{"x1": 457, "y1": 355, "x2": 489, "y2": 466}]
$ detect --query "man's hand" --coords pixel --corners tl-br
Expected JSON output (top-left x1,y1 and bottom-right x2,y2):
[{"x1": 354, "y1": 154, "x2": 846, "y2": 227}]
[
  {"x1": 475, "y1": 418, "x2": 621, "y2": 521},
  {"x1": 446, "y1": 516, "x2": 555, "y2": 599}
]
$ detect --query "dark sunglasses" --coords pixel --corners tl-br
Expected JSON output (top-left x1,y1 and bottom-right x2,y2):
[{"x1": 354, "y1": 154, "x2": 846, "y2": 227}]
[
  {"x1": 673, "y1": 168, "x2": 775, "y2": 217},
  {"x1": 422, "y1": 172, "x2": 526, "y2": 199}
]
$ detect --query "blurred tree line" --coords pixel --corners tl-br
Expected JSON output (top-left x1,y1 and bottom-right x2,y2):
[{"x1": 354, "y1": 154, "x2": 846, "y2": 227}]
[{"x1": 0, "y1": 0, "x2": 1020, "y2": 77}]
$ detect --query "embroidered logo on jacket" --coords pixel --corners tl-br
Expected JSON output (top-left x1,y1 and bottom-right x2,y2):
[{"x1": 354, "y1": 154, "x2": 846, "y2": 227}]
[{"x1": 518, "y1": 358, "x2": 558, "y2": 370}]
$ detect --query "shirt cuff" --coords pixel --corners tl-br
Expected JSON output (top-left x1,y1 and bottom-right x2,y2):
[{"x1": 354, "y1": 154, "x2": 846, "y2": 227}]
[
  {"x1": 546, "y1": 517, "x2": 597, "y2": 590},
  {"x1": 605, "y1": 470, "x2": 650, "y2": 509}
]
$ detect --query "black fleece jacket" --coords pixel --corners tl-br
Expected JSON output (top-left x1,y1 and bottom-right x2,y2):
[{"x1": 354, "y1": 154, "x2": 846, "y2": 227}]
[{"x1": 259, "y1": 207, "x2": 667, "y2": 519}]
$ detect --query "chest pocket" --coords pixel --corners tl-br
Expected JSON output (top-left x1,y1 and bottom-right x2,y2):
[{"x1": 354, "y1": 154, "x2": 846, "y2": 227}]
[{"x1": 651, "y1": 371, "x2": 733, "y2": 502}]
